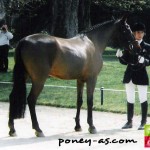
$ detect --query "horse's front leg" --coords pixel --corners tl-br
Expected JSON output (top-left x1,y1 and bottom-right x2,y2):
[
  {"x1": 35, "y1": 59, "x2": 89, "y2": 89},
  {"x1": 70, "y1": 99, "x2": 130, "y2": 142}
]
[
  {"x1": 27, "y1": 83, "x2": 44, "y2": 137},
  {"x1": 86, "y1": 77, "x2": 97, "y2": 134},
  {"x1": 75, "y1": 80, "x2": 84, "y2": 132},
  {"x1": 8, "y1": 118, "x2": 16, "y2": 136}
]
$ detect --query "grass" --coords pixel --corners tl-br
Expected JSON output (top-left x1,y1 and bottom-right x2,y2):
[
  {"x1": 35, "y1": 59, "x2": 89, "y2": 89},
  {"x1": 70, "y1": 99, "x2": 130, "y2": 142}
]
[{"x1": 0, "y1": 47, "x2": 150, "y2": 115}]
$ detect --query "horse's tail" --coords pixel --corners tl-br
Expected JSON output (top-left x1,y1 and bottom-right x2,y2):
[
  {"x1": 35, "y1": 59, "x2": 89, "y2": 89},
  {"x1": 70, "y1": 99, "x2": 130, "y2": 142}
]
[{"x1": 9, "y1": 40, "x2": 27, "y2": 119}]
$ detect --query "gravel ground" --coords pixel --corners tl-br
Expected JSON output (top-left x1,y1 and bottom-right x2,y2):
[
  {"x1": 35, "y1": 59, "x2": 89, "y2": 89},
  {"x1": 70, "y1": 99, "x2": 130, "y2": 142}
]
[{"x1": 0, "y1": 102, "x2": 148, "y2": 150}]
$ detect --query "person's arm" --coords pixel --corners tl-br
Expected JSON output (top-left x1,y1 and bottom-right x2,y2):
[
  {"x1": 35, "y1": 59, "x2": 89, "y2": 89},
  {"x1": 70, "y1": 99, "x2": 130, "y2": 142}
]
[
  {"x1": 139, "y1": 44, "x2": 150, "y2": 66},
  {"x1": 5, "y1": 31, "x2": 13, "y2": 40}
]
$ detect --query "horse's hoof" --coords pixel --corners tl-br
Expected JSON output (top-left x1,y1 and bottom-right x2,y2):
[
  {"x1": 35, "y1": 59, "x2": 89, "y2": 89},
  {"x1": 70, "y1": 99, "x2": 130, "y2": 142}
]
[
  {"x1": 35, "y1": 131, "x2": 45, "y2": 137},
  {"x1": 9, "y1": 130, "x2": 17, "y2": 137},
  {"x1": 74, "y1": 126, "x2": 82, "y2": 132},
  {"x1": 88, "y1": 126, "x2": 97, "y2": 134}
]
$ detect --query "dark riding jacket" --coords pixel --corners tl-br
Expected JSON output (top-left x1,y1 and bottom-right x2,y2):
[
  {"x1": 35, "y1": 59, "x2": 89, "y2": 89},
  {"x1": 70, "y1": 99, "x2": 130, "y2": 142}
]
[{"x1": 118, "y1": 41, "x2": 150, "y2": 85}]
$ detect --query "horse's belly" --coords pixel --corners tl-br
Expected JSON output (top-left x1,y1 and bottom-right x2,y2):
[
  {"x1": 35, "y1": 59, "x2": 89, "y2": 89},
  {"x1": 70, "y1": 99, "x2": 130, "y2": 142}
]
[
  {"x1": 49, "y1": 71, "x2": 81, "y2": 80},
  {"x1": 49, "y1": 67, "x2": 81, "y2": 80},
  {"x1": 49, "y1": 58, "x2": 86, "y2": 79}
]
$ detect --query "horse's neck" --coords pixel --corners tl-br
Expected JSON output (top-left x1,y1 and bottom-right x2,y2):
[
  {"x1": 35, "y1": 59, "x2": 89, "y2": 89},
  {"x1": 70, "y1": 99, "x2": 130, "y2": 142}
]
[{"x1": 87, "y1": 23, "x2": 116, "y2": 53}]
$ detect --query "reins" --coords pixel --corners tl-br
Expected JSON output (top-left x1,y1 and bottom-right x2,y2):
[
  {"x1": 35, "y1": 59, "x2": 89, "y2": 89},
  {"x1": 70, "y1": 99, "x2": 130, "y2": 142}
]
[{"x1": 120, "y1": 44, "x2": 145, "y2": 71}]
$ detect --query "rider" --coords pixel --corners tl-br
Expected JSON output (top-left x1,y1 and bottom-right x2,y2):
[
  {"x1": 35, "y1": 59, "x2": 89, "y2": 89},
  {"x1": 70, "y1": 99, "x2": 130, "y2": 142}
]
[{"x1": 116, "y1": 22, "x2": 150, "y2": 130}]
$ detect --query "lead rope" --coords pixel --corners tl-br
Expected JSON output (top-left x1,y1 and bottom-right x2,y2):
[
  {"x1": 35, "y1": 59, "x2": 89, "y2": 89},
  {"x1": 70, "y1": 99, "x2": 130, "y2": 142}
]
[{"x1": 119, "y1": 55, "x2": 144, "y2": 71}]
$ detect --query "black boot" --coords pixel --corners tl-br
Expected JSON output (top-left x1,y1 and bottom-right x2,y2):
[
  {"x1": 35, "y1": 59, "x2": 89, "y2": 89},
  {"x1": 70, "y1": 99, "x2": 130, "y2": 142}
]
[
  {"x1": 122, "y1": 102, "x2": 134, "y2": 129},
  {"x1": 138, "y1": 101, "x2": 148, "y2": 130}
]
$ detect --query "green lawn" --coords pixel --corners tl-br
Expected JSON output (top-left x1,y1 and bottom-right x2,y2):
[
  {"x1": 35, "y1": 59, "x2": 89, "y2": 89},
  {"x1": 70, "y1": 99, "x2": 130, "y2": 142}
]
[{"x1": 0, "y1": 48, "x2": 150, "y2": 115}]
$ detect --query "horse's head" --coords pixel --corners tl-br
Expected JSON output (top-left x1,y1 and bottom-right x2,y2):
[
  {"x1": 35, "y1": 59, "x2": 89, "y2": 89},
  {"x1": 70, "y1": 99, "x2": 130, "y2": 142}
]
[{"x1": 113, "y1": 16, "x2": 142, "y2": 55}]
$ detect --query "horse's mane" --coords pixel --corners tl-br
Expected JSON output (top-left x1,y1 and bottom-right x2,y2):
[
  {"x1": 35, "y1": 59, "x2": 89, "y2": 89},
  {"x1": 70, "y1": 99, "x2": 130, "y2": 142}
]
[{"x1": 80, "y1": 19, "x2": 115, "y2": 34}]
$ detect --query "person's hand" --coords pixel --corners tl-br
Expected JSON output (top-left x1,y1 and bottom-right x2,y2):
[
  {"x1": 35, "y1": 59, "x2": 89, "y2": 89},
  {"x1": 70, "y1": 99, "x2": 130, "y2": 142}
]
[
  {"x1": 116, "y1": 49, "x2": 123, "y2": 57},
  {"x1": 138, "y1": 55, "x2": 145, "y2": 63},
  {"x1": 1, "y1": 24, "x2": 8, "y2": 32}
]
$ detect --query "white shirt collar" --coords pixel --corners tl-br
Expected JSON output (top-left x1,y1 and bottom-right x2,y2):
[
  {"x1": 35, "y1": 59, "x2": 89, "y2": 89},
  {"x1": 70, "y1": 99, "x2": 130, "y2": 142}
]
[{"x1": 136, "y1": 39, "x2": 143, "y2": 45}]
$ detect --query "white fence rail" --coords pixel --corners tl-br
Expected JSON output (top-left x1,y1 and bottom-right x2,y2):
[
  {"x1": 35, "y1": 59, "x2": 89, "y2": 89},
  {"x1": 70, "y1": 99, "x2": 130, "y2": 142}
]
[{"x1": 0, "y1": 81, "x2": 150, "y2": 105}]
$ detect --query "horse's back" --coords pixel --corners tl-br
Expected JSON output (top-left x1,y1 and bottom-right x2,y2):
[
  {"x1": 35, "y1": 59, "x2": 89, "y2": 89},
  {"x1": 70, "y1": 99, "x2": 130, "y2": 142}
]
[{"x1": 49, "y1": 35, "x2": 98, "y2": 79}]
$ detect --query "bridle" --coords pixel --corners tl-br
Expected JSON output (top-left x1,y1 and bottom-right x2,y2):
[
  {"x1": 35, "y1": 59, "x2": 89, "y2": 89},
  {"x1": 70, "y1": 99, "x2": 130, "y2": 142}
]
[
  {"x1": 119, "y1": 23, "x2": 144, "y2": 70},
  {"x1": 128, "y1": 40, "x2": 142, "y2": 56},
  {"x1": 120, "y1": 46, "x2": 144, "y2": 71},
  {"x1": 121, "y1": 24, "x2": 142, "y2": 55}
]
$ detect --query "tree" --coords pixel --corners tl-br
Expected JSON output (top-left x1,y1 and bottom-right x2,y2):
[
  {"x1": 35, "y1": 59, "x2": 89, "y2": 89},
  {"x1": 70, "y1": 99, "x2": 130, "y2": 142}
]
[
  {"x1": 78, "y1": 0, "x2": 91, "y2": 32},
  {"x1": 3, "y1": 0, "x2": 150, "y2": 41},
  {"x1": 92, "y1": 0, "x2": 148, "y2": 11},
  {"x1": 1, "y1": 0, "x2": 92, "y2": 40},
  {"x1": 0, "y1": 0, "x2": 6, "y2": 26},
  {"x1": 47, "y1": 0, "x2": 79, "y2": 38}
]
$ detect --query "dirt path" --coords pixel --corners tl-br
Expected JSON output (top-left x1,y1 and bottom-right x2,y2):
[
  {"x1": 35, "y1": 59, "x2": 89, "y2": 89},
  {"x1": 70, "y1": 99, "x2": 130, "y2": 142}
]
[{"x1": 0, "y1": 102, "x2": 147, "y2": 150}]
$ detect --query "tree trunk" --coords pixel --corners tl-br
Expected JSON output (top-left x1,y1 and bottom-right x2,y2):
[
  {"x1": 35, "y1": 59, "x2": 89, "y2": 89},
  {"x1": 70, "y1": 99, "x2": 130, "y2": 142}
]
[
  {"x1": 7, "y1": 0, "x2": 92, "y2": 41},
  {"x1": 0, "y1": 0, "x2": 6, "y2": 26},
  {"x1": 78, "y1": 0, "x2": 91, "y2": 32},
  {"x1": 49, "y1": 0, "x2": 79, "y2": 38}
]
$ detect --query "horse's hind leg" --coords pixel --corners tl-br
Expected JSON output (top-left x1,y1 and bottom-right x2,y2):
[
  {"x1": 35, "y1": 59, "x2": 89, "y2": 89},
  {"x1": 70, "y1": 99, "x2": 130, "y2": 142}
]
[
  {"x1": 27, "y1": 81, "x2": 45, "y2": 137},
  {"x1": 8, "y1": 118, "x2": 16, "y2": 136},
  {"x1": 75, "y1": 79, "x2": 84, "y2": 132},
  {"x1": 86, "y1": 77, "x2": 97, "y2": 134}
]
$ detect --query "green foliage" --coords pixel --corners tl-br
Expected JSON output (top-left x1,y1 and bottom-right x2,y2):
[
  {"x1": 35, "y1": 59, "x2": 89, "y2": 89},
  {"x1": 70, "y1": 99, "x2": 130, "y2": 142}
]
[
  {"x1": 93, "y1": 0, "x2": 150, "y2": 11},
  {"x1": 6, "y1": 0, "x2": 47, "y2": 16}
]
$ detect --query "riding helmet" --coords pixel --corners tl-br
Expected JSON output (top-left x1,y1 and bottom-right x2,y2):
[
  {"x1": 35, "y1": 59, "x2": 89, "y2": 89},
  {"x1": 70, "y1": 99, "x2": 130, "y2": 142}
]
[{"x1": 132, "y1": 22, "x2": 146, "y2": 32}]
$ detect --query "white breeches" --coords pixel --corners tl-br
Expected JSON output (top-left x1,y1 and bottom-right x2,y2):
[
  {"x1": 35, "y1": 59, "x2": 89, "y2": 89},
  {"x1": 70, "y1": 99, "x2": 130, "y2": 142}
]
[{"x1": 125, "y1": 80, "x2": 148, "y2": 104}]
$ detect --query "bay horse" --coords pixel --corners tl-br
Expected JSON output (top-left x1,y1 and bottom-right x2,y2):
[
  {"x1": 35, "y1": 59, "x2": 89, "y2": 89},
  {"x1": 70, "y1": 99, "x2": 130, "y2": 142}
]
[{"x1": 8, "y1": 16, "x2": 141, "y2": 137}]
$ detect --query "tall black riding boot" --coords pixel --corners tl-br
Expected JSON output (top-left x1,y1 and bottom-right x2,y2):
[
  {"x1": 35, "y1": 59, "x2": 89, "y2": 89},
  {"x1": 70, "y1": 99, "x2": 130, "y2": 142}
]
[
  {"x1": 122, "y1": 102, "x2": 134, "y2": 129},
  {"x1": 138, "y1": 101, "x2": 148, "y2": 130}
]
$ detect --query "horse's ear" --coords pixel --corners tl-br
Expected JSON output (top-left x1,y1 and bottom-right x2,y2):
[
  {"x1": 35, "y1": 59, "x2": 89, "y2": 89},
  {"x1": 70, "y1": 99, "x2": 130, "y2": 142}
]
[
  {"x1": 121, "y1": 14, "x2": 128, "y2": 23},
  {"x1": 111, "y1": 16, "x2": 115, "y2": 21},
  {"x1": 121, "y1": 11, "x2": 131, "y2": 23}
]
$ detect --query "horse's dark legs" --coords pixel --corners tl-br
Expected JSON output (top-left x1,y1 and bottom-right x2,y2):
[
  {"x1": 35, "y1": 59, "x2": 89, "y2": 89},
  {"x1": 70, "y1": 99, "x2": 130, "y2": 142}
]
[
  {"x1": 75, "y1": 80, "x2": 84, "y2": 132},
  {"x1": 27, "y1": 82, "x2": 44, "y2": 137},
  {"x1": 8, "y1": 118, "x2": 16, "y2": 136},
  {"x1": 86, "y1": 77, "x2": 97, "y2": 134}
]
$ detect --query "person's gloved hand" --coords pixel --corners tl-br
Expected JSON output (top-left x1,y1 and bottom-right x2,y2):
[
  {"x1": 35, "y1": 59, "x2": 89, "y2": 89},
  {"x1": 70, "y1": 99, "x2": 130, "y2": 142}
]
[
  {"x1": 138, "y1": 55, "x2": 145, "y2": 63},
  {"x1": 116, "y1": 49, "x2": 123, "y2": 57}
]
